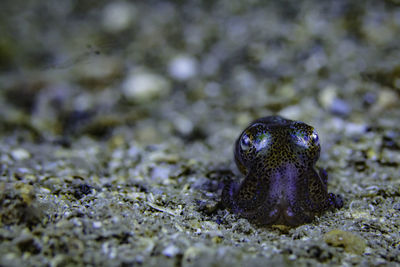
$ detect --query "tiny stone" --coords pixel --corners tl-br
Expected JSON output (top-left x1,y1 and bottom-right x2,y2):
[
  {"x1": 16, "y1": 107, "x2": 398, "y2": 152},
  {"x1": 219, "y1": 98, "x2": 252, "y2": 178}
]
[
  {"x1": 151, "y1": 165, "x2": 171, "y2": 181},
  {"x1": 93, "y1": 221, "x2": 102, "y2": 229},
  {"x1": 162, "y1": 244, "x2": 180, "y2": 257},
  {"x1": 324, "y1": 229, "x2": 367, "y2": 255},
  {"x1": 168, "y1": 55, "x2": 198, "y2": 81},
  {"x1": 375, "y1": 90, "x2": 399, "y2": 111},
  {"x1": 344, "y1": 123, "x2": 367, "y2": 135},
  {"x1": 122, "y1": 71, "x2": 170, "y2": 102},
  {"x1": 102, "y1": 2, "x2": 136, "y2": 32},
  {"x1": 319, "y1": 86, "x2": 337, "y2": 109},
  {"x1": 363, "y1": 92, "x2": 377, "y2": 106},
  {"x1": 330, "y1": 98, "x2": 351, "y2": 116},
  {"x1": 10, "y1": 148, "x2": 31, "y2": 161},
  {"x1": 174, "y1": 115, "x2": 194, "y2": 136}
]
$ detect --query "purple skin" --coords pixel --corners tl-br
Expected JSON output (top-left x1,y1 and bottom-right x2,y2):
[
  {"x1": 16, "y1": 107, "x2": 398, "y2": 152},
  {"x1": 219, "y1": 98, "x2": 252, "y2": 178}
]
[{"x1": 221, "y1": 116, "x2": 343, "y2": 227}]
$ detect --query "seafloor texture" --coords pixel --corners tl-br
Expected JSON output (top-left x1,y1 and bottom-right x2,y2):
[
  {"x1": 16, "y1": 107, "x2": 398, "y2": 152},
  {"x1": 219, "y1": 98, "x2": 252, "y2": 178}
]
[{"x1": 0, "y1": 0, "x2": 399, "y2": 266}]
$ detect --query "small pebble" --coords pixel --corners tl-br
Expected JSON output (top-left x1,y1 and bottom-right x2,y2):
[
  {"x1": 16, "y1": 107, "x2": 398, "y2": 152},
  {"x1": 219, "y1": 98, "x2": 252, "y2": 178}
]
[
  {"x1": 151, "y1": 165, "x2": 171, "y2": 181},
  {"x1": 168, "y1": 55, "x2": 197, "y2": 81},
  {"x1": 93, "y1": 221, "x2": 102, "y2": 229},
  {"x1": 102, "y1": 2, "x2": 136, "y2": 32},
  {"x1": 173, "y1": 115, "x2": 194, "y2": 136},
  {"x1": 10, "y1": 148, "x2": 31, "y2": 161},
  {"x1": 373, "y1": 89, "x2": 399, "y2": 112},
  {"x1": 330, "y1": 98, "x2": 351, "y2": 116},
  {"x1": 344, "y1": 122, "x2": 367, "y2": 135},
  {"x1": 319, "y1": 86, "x2": 337, "y2": 109},
  {"x1": 162, "y1": 244, "x2": 180, "y2": 257},
  {"x1": 318, "y1": 87, "x2": 351, "y2": 116},
  {"x1": 324, "y1": 229, "x2": 366, "y2": 255},
  {"x1": 122, "y1": 71, "x2": 170, "y2": 102}
]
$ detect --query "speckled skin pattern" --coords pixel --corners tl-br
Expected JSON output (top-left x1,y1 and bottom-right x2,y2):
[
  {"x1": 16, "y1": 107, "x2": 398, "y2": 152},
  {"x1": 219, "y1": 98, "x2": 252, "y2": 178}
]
[{"x1": 222, "y1": 116, "x2": 343, "y2": 227}]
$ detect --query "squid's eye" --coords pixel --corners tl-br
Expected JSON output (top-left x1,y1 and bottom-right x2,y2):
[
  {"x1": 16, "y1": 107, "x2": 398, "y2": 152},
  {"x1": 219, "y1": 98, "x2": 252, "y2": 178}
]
[
  {"x1": 310, "y1": 130, "x2": 319, "y2": 145},
  {"x1": 291, "y1": 130, "x2": 308, "y2": 148},
  {"x1": 240, "y1": 134, "x2": 252, "y2": 151}
]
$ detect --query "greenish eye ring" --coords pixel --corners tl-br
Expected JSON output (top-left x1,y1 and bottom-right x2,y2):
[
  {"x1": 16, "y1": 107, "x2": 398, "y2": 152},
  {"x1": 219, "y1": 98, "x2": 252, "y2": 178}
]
[
  {"x1": 291, "y1": 131, "x2": 308, "y2": 148},
  {"x1": 254, "y1": 132, "x2": 271, "y2": 151}
]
